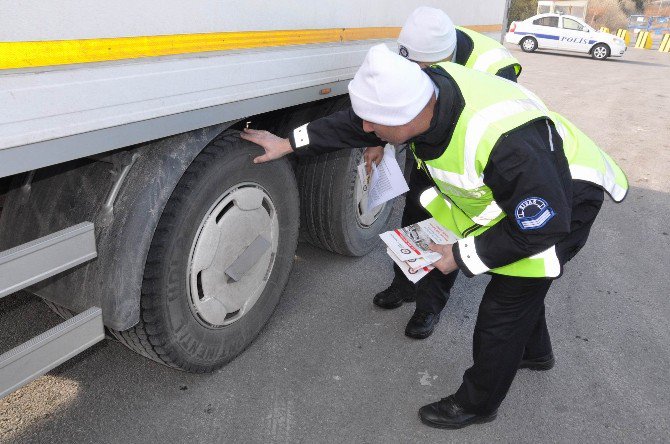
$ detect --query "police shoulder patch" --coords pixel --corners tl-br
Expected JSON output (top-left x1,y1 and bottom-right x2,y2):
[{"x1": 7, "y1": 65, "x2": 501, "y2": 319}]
[{"x1": 515, "y1": 197, "x2": 555, "y2": 230}]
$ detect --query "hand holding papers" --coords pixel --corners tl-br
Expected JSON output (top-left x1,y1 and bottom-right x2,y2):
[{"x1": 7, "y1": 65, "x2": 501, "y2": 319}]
[
  {"x1": 379, "y1": 219, "x2": 458, "y2": 283},
  {"x1": 357, "y1": 145, "x2": 410, "y2": 214}
]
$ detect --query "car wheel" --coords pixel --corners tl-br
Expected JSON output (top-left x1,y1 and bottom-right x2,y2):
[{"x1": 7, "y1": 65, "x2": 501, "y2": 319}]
[
  {"x1": 520, "y1": 37, "x2": 538, "y2": 53},
  {"x1": 591, "y1": 43, "x2": 610, "y2": 60}
]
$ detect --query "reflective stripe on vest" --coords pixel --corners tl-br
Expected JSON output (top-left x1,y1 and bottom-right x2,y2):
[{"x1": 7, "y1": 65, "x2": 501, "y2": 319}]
[
  {"x1": 551, "y1": 113, "x2": 628, "y2": 202},
  {"x1": 570, "y1": 165, "x2": 627, "y2": 201},
  {"x1": 472, "y1": 201, "x2": 504, "y2": 225},
  {"x1": 472, "y1": 47, "x2": 516, "y2": 73},
  {"x1": 424, "y1": 97, "x2": 548, "y2": 191},
  {"x1": 456, "y1": 27, "x2": 522, "y2": 76}
]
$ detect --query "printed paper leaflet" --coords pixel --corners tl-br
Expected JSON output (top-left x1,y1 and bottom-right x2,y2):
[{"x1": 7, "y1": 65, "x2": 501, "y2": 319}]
[{"x1": 379, "y1": 218, "x2": 458, "y2": 283}]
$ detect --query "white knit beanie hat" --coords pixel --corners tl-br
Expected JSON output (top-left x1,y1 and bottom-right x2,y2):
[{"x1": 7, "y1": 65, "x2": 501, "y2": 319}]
[
  {"x1": 397, "y1": 6, "x2": 457, "y2": 62},
  {"x1": 348, "y1": 44, "x2": 434, "y2": 126}
]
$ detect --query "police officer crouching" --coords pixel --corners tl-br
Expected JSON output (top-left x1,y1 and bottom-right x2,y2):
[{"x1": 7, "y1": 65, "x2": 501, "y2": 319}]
[
  {"x1": 241, "y1": 45, "x2": 627, "y2": 429},
  {"x1": 364, "y1": 7, "x2": 523, "y2": 340}
]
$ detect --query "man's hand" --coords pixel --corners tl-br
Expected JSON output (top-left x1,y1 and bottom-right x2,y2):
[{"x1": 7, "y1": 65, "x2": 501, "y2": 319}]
[
  {"x1": 363, "y1": 146, "x2": 384, "y2": 175},
  {"x1": 428, "y1": 242, "x2": 459, "y2": 275},
  {"x1": 240, "y1": 128, "x2": 294, "y2": 163}
]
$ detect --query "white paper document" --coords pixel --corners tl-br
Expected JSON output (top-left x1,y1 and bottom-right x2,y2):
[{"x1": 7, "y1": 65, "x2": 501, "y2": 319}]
[
  {"x1": 379, "y1": 218, "x2": 459, "y2": 282},
  {"x1": 357, "y1": 145, "x2": 410, "y2": 213}
]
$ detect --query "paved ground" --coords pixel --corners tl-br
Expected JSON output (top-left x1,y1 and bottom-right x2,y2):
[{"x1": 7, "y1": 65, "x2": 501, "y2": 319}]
[{"x1": 1, "y1": 45, "x2": 669, "y2": 443}]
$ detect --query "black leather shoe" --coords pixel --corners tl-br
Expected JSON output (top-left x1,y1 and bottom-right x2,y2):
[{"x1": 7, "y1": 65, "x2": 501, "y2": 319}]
[
  {"x1": 519, "y1": 353, "x2": 555, "y2": 371},
  {"x1": 419, "y1": 395, "x2": 497, "y2": 429},
  {"x1": 405, "y1": 310, "x2": 439, "y2": 339},
  {"x1": 373, "y1": 278, "x2": 415, "y2": 309}
]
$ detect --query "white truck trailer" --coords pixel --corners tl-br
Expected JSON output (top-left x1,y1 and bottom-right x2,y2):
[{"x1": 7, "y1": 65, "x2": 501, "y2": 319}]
[{"x1": 0, "y1": 0, "x2": 508, "y2": 396}]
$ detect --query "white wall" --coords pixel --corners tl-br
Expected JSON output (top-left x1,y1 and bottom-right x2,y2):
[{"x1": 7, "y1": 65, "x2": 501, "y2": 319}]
[{"x1": 0, "y1": 0, "x2": 505, "y2": 41}]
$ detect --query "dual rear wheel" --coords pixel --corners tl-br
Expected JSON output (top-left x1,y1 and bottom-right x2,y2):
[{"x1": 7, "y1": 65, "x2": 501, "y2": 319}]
[{"x1": 114, "y1": 130, "x2": 398, "y2": 371}]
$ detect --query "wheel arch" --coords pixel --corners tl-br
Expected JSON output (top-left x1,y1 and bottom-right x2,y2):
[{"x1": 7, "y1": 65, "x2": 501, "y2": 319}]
[
  {"x1": 589, "y1": 41, "x2": 610, "y2": 54},
  {"x1": 0, "y1": 124, "x2": 230, "y2": 331}
]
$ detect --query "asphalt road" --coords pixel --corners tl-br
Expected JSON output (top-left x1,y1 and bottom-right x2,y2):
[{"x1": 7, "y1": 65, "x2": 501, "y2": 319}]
[{"x1": 1, "y1": 45, "x2": 669, "y2": 443}]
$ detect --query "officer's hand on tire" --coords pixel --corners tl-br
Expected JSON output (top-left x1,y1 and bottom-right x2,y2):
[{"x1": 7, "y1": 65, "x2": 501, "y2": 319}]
[
  {"x1": 363, "y1": 146, "x2": 384, "y2": 175},
  {"x1": 428, "y1": 242, "x2": 459, "y2": 275},
  {"x1": 241, "y1": 128, "x2": 294, "y2": 163}
]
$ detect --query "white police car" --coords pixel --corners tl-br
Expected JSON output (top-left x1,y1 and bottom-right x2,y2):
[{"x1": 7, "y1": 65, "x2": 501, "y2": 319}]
[{"x1": 505, "y1": 13, "x2": 627, "y2": 60}]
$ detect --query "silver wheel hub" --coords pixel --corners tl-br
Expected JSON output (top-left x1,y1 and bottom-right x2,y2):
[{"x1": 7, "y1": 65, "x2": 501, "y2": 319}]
[
  {"x1": 594, "y1": 47, "x2": 606, "y2": 58},
  {"x1": 187, "y1": 183, "x2": 279, "y2": 327},
  {"x1": 523, "y1": 40, "x2": 534, "y2": 50},
  {"x1": 355, "y1": 174, "x2": 384, "y2": 227}
]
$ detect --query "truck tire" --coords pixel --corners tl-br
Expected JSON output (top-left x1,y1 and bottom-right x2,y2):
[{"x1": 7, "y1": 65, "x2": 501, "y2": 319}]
[
  {"x1": 110, "y1": 132, "x2": 299, "y2": 372},
  {"x1": 297, "y1": 145, "x2": 405, "y2": 256}
]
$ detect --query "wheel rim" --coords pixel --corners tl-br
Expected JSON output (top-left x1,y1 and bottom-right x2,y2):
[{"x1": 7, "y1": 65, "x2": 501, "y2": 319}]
[
  {"x1": 354, "y1": 149, "x2": 390, "y2": 227},
  {"x1": 187, "y1": 183, "x2": 279, "y2": 327},
  {"x1": 594, "y1": 47, "x2": 606, "y2": 58},
  {"x1": 523, "y1": 39, "x2": 535, "y2": 51}
]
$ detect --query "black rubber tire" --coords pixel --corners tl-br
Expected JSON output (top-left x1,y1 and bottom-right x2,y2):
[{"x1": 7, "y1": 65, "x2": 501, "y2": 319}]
[
  {"x1": 297, "y1": 146, "x2": 405, "y2": 257},
  {"x1": 520, "y1": 37, "x2": 538, "y2": 53},
  {"x1": 110, "y1": 131, "x2": 300, "y2": 372},
  {"x1": 591, "y1": 43, "x2": 610, "y2": 60}
]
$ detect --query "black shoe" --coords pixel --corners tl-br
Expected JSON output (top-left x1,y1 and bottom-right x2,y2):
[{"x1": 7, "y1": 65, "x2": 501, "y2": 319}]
[
  {"x1": 404, "y1": 310, "x2": 439, "y2": 339},
  {"x1": 519, "y1": 353, "x2": 555, "y2": 371},
  {"x1": 373, "y1": 278, "x2": 416, "y2": 309},
  {"x1": 419, "y1": 395, "x2": 497, "y2": 429}
]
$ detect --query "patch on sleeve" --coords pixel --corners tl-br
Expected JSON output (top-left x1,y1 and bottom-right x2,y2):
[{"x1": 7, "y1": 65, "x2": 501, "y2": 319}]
[{"x1": 515, "y1": 197, "x2": 555, "y2": 230}]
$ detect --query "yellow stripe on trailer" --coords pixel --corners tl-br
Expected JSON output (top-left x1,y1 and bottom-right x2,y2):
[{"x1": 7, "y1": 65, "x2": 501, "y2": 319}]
[
  {"x1": 616, "y1": 29, "x2": 631, "y2": 46},
  {"x1": 634, "y1": 31, "x2": 653, "y2": 49},
  {"x1": 660, "y1": 34, "x2": 670, "y2": 52},
  {"x1": 0, "y1": 23, "x2": 501, "y2": 70},
  {"x1": 0, "y1": 28, "x2": 397, "y2": 70}
]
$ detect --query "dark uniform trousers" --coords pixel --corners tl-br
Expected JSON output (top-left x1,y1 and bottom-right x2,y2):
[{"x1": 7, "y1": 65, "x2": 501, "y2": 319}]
[{"x1": 396, "y1": 164, "x2": 605, "y2": 414}]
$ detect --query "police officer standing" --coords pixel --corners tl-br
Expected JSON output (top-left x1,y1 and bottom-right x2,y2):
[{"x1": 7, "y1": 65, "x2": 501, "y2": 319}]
[
  {"x1": 364, "y1": 7, "x2": 523, "y2": 339},
  {"x1": 241, "y1": 44, "x2": 627, "y2": 428}
]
